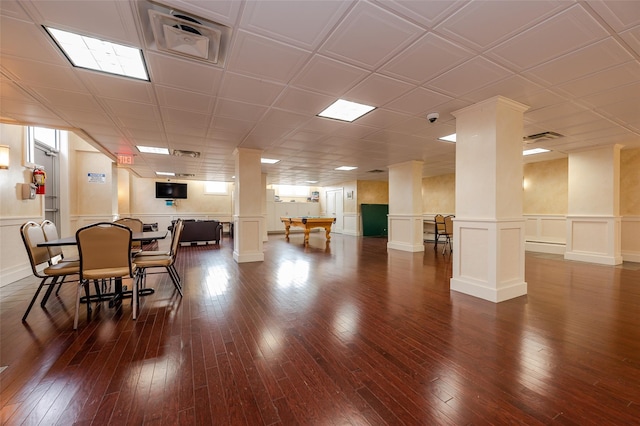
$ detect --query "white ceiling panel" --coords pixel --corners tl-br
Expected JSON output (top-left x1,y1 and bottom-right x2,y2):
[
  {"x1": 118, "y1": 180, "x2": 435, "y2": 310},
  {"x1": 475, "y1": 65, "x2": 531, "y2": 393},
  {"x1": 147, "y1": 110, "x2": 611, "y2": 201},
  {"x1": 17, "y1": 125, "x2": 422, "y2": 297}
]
[
  {"x1": 319, "y1": 1, "x2": 423, "y2": 70},
  {"x1": 586, "y1": 0, "x2": 640, "y2": 31},
  {"x1": 0, "y1": 16, "x2": 65, "y2": 64},
  {"x1": 239, "y1": 0, "x2": 352, "y2": 50},
  {"x1": 226, "y1": 31, "x2": 311, "y2": 83},
  {"x1": 379, "y1": 33, "x2": 474, "y2": 84},
  {"x1": 435, "y1": 0, "x2": 565, "y2": 51},
  {"x1": 154, "y1": 86, "x2": 215, "y2": 114},
  {"x1": 426, "y1": 57, "x2": 511, "y2": 98},
  {"x1": 384, "y1": 87, "x2": 453, "y2": 116},
  {"x1": 145, "y1": 52, "x2": 223, "y2": 94},
  {"x1": 345, "y1": 73, "x2": 414, "y2": 106},
  {"x1": 217, "y1": 72, "x2": 284, "y2": 105},
  {"x1": 291, "y1": 55, "x2": 368, "y2": 96},
  {"x1": 487, "y1": 4, "x2": 609, "y2": 71}
]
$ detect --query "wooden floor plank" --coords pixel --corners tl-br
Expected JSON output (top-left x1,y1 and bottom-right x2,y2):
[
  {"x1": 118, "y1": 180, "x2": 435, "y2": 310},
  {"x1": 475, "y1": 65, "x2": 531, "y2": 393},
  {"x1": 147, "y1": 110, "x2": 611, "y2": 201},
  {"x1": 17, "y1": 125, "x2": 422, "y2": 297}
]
[{"x1": 1, "y1": 234, "x2": 640, "y2": 424}]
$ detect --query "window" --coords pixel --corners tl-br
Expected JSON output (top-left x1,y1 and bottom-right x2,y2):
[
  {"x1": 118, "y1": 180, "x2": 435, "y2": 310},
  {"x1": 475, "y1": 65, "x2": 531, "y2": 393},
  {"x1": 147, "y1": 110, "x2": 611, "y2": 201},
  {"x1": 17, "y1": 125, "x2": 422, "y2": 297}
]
[
  {"x1": 277, "y1": 185, "x2": 310, "y2": 197},
  {"x1": 26, "y1": 126, "x2": 62, "y2": 165},
  {"x1": 204, "y1": 181, "x2": 228, "y2": 195}
]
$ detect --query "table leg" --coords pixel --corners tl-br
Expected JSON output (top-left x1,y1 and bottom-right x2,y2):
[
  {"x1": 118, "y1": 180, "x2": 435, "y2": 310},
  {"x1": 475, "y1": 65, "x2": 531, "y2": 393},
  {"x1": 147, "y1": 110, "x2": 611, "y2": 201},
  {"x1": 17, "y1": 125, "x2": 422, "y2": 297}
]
[
  {"x1": 304, "y1": 229, "x2": 310, "y2": 245},
  {"x1": 284, "y1": 224, "x2": 290, "y2": 239},
  {"x1": 324, "y1": 225, "x2": 332, "y2": 241}
]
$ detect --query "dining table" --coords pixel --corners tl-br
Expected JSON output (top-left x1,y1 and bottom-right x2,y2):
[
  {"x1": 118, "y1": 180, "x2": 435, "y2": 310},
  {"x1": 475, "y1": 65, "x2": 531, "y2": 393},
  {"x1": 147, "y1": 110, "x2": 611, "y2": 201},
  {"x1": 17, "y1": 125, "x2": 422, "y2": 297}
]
[{"x1": 38, "y1": 230, "x2": 168, "y2": 305}]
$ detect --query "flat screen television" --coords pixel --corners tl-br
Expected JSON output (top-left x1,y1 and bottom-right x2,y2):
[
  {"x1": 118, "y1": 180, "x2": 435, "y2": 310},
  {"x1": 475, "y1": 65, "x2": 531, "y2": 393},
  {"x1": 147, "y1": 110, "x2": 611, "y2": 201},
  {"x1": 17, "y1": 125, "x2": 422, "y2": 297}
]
[{"x1": 155, "y1": 182, "x2": 188, "y2": 199}]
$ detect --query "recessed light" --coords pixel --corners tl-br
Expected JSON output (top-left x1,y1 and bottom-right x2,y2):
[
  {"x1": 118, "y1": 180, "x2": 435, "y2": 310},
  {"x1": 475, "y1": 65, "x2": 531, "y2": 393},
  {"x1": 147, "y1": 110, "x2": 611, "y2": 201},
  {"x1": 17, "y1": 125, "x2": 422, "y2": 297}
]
[
  {"x1": 335, "y1": 166, "x2": 357, "y2": 171},
  {"x1": 261, "y1": 158, "x2": 280, "y2": 164},
  {"x1": 523, "y1": 148, "x2": 550, "y2": 156},
  {"x1": 305, "y1": 180, "x2": 319, "y2": 184},
  {"x1": 438, "y1": 134, "x2": 456, "y2": 143},
  {"x1": 318, "y1": 99, "x2": 375, "y2": 122},
  {"x1": 137, "y1": 146, "x2": 170, "y2": 155},
  {"x1": 156, "y1": 171, "x2": 175, "y2": 176},
  {"x1": 45, "y1": 27, "x2": 149, "y2": 81}
]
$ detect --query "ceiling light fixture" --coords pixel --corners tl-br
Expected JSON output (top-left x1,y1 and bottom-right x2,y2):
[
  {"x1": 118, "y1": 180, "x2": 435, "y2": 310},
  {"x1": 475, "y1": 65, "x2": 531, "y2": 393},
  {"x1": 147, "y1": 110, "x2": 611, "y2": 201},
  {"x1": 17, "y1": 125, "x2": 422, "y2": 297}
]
[
  {"x1": 438, "y1": 134, "x2": 457, "y2": 143},
  {"x1": 137, "y1": 146, "x2": 170, "y2": 154},
  {"x1": 45, "y1": 27, "x2": 149, "y2": 81},
  {"x1": 523, "y1": 148, "x2": 550, "y2": 156},
  {"x1": 318, "y1": 99, "x2": 375, "y2": 122},
  {"x1": 261, "y1": 158, "x2": 280, "y2": 164},
  {"x1": 335, "y1": 166, "x2": 357, "y2": 171},
  {"x1": 156, "y1": 171, "x2": 175, "y2": 176},
  {"x1": 305, "y1": 180, "x2": 318, "y2": 184}
]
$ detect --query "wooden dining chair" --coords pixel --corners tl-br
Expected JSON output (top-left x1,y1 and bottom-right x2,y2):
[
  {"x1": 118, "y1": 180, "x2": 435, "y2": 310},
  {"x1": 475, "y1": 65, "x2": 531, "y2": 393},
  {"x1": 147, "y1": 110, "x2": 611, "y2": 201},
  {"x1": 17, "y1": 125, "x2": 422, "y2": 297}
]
[
  {"x1": 20, "y1": 221, "x2": 79, "y2": 322},
  {"x1": 75, "y1": 222, "x2": 141, "y2": 329},
  {"x1": 133, "y1": 219, "x2": 184, "y2": 296}
]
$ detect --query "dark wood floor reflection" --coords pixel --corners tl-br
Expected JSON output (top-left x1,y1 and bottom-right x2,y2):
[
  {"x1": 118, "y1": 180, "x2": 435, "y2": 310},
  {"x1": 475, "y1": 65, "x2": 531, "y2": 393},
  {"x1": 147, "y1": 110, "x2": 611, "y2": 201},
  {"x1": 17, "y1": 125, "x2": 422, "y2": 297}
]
[{"x1": 2, "y1": 233, "x2": 640, "y2": 425}]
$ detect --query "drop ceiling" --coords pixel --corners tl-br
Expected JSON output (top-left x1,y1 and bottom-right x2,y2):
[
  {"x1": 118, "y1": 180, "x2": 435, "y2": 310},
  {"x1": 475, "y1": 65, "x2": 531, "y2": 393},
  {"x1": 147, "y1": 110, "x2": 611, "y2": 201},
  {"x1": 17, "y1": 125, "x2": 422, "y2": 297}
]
[{"x1": 1, "y1": 0, "x2": 639, "y2": 185}]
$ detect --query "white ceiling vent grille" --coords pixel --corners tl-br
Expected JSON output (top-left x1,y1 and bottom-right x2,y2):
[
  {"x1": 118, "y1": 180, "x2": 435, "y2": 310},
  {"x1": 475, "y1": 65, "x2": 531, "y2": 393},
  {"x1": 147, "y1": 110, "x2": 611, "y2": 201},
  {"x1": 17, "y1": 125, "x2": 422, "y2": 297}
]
[
  {"x1": 172, "y1": 149, "x2": 201, "y2": 158},
  {"x1": 136, "y1": 1, "x2": 232, "y2": 67}
]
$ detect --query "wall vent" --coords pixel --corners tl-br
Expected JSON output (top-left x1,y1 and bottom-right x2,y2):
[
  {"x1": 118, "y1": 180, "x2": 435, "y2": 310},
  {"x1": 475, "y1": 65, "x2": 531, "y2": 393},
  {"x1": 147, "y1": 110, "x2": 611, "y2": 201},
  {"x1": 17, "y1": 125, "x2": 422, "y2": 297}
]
[
  {"x1": 172, "y1": 149, "x2": 200, "y2": 158},
  {"x1": 523, "y1": 131, "x2": 563, "y2": 143}
]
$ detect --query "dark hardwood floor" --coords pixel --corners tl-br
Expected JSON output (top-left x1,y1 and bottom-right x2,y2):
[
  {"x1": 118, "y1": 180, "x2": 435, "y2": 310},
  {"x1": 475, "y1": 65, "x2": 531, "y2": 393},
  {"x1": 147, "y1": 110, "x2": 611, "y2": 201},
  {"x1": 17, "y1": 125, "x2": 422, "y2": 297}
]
[{"x1": 1, "y1": 232, "x2": 640, "y2": 425}]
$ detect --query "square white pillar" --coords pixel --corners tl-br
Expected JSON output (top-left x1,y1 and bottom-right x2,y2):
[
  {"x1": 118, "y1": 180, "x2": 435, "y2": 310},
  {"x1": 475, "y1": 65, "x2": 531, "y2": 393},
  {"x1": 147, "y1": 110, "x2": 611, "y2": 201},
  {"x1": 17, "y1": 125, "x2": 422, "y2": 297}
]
[
  {"x1": 450, "y1": 96, "x2": 529, "y2": 302},
  {"x1": 233, "y1": 148, "x2": 264, "y2": 263},
  {"x1": 387, "y1": 160, "x2": 425, "y2": 252}
]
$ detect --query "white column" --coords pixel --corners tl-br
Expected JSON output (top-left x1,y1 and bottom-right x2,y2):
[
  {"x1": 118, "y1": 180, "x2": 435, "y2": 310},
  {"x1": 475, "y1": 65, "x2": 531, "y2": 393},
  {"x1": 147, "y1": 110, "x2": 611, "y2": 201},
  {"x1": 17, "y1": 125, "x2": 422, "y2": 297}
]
[
  {"x1": 450, "y1": 96, "x2": 529, "y2": 303},
  {"x1": 387, "y1": 160, "x2": 425, "y2": 252},
  {"x1": 261, "y1": 173, "x2": 268, "y2": 242},
  {"x1": 233, "y1": 148, "x2": 264, "y2": 263},
  {"x1": 565, "y1": 145, "x2": 622, "y2": 265}
]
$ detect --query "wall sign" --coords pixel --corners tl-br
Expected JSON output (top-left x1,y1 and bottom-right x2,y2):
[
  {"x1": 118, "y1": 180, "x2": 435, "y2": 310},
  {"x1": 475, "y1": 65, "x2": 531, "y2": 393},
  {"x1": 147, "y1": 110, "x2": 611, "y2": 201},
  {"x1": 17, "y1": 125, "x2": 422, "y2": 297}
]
[{"x1": 87, "y1": 172, "x2": 106, "y2": 183}]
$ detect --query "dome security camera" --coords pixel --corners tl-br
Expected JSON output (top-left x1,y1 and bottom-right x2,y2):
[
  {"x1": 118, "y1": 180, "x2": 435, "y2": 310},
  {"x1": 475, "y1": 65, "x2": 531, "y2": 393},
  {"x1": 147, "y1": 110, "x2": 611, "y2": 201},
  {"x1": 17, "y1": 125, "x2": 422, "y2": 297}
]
[{"x1": 427, "y1": 112, "x2": 439, "y2": 123}]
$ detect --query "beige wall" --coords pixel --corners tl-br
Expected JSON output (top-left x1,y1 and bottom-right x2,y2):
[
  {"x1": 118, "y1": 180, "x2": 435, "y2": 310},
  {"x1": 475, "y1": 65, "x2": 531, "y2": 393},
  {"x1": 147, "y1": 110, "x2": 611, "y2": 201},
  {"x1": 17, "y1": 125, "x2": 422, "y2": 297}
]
[
  {"x1": 130, "y1": 175, "x2": 233, "y2": 216},
  {"x1": 0, "y1": 123, "x2": 42, "y2": 218},
  {"x1": 422, "y1": 173, "x2": 455, "y2": 214},
  {"x1": 523, "y1": 158, "x2": 568, "y2": 215},
  {"x1": 621, "y1": 148, "x2": 640, "y2": 215},
  {"x1": 357, "y1": 180, "x2": 388, "y2": 209}
]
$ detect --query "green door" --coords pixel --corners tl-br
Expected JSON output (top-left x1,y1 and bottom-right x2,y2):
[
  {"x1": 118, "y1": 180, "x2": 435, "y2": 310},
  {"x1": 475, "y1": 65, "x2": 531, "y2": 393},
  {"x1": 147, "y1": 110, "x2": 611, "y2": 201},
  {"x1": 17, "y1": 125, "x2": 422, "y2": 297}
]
[{"x1": 361, "y1": 204, "x2": 388, "y2": 237}]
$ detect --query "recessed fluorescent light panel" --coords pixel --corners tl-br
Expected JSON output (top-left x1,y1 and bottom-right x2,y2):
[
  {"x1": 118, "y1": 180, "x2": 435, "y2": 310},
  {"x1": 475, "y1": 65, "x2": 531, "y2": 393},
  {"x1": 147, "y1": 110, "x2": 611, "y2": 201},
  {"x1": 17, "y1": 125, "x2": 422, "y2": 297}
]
[
  {"x1": 305, "y1": 180, "x2": 318, "y2": 184},
  {"x1": 523, "y1": 148, "x2": 550, "y2": 156},
  {"x1": 318, "y1": 99, "x2": 375, "y2": 122},
  {"x1": 45, "y1": 27, "x2": 149, "y2": 81},
  {"x1": 335, "y1": 166, "x2": 357, "y2": 171},
  {"x1": 438, "y1": 134, "x2": 457, "y2": 143},
  {"x1": 156, "y1": 171, "x2": 175, "y2": 176},
  {"x1": 137, "y1": 146, "x2": 170, "y2": 155},
  {"x1": 261, "y1": 158, "x2": 280, "y2": 164}
]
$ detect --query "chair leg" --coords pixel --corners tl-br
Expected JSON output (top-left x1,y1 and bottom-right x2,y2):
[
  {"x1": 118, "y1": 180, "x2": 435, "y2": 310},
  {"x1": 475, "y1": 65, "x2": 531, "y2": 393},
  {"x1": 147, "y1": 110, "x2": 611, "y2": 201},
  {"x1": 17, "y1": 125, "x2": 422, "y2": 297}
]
[
  {"x1": 167, "y1": 266, "x2": 183, "y2": 296},
  {"x1": 40, "y1": 276, "x2": 60, "y2": 307},
  {"x1": 132, "y1": 273, "x2": 141, "y2": 320},
  {"x1": 23, "y1": 277, "x2": 50, "y2": 322},
  {"x1": 74, "y1": 281, "x2": 84, "y2": 330}
]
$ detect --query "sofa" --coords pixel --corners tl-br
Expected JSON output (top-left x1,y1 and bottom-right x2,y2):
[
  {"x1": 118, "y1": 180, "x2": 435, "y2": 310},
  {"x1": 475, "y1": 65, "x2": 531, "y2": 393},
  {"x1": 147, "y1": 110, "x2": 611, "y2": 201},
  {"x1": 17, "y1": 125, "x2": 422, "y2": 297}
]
[{"x1": 169, "y1": 219, "x2": 223, "y2": 245}]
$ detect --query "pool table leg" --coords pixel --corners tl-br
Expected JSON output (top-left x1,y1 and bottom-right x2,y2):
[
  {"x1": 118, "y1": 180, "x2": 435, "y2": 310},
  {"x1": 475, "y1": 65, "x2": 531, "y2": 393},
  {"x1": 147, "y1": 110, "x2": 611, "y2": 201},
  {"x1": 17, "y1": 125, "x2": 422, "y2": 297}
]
[
  {"x1": 324, "y1": 225, "x2": 332, "y2": 241},
  {"x1": 284, "y1": 223, "x2": 290, "y2": 240},
  {"x1": 304, "y1": 228, "x2": 310, "y2": 245}
]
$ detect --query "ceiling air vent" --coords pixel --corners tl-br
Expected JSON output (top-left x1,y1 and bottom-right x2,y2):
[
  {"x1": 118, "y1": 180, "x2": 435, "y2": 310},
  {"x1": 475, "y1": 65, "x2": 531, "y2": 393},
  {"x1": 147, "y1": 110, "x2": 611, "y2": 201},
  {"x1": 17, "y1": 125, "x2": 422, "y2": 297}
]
[
  {"x1": 137, "y1": 1, "x2": 232, "y2": 67},
  {"x1": 367, "y1": 169, "x2": 385, "y2": 173},
  {"x1": 523, "y1": 131, "x2": 563, "y2": 143},
  {"x1": 172, "y1": 149, "x2": 201, "y2": 158},
  {"x1": 175, "y1": 173, "x2": 196, "y2": 177}
]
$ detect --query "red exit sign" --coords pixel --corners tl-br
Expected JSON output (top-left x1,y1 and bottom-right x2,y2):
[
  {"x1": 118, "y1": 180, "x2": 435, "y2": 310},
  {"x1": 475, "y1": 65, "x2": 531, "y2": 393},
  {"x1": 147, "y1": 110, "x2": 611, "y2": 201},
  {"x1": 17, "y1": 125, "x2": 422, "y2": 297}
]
[{"x1": 117, "y1": 154, "x2": 134, "y2": 165}]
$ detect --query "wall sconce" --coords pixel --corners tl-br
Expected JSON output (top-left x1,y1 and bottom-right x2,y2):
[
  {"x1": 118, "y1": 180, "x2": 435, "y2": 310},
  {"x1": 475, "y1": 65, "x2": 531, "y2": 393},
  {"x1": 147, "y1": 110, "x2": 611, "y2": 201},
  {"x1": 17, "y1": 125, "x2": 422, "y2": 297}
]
[{"x1": 0, "y1": 145, "x2": 9, "y2": 169}]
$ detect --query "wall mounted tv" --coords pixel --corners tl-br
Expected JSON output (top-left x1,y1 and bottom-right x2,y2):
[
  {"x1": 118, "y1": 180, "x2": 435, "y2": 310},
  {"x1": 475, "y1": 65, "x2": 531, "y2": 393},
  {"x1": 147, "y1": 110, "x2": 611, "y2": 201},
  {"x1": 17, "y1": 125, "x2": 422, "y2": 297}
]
[{"x1": 155, "y1": 182, "x2": 188, "y2": 199}]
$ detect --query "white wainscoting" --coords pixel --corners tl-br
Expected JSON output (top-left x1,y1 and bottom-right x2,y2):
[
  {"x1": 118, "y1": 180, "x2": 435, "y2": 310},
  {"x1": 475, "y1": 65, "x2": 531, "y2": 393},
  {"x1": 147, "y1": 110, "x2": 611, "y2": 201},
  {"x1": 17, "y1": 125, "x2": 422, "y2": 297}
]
[
  {"x1": 523, "y1": 215, "x2": 566, "y2": 255},
  {"x1": 343, "y1": 213, "x2": 360, "y2": 236},
  {"x1": 0, "y1": 216, "x2": 44, "y2": 287}
]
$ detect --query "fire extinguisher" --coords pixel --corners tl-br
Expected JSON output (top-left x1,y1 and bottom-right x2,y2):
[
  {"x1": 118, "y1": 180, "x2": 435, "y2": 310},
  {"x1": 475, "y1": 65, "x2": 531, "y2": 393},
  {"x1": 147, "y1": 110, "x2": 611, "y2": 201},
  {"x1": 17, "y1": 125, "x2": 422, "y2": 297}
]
[{"x1": 33, "y1": 167, "x2": 46, "y2": 195}]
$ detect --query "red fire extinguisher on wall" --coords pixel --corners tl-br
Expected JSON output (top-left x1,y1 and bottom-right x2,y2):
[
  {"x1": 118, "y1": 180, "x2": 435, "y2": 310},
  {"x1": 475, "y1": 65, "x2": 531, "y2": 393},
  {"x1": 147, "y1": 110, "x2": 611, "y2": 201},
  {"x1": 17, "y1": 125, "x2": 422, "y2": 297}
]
[{"x1": 33, "y1": 166, "x2": 46, "y2": 195}]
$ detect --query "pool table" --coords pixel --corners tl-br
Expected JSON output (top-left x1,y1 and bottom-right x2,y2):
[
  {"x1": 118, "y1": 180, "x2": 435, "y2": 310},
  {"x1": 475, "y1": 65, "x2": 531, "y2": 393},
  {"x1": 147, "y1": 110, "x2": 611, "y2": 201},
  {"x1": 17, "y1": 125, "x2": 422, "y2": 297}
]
[{"x1": 280, "y1": 216, "x2": 336, "y2": 245}]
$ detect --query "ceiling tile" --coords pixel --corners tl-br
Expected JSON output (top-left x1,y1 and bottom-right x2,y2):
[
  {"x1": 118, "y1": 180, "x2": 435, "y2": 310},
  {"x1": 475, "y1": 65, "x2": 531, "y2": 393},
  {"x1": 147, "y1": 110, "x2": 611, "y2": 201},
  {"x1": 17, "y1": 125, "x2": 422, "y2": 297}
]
[
  {"x1": 291, "y1": 54, "x2": 368, "y2": 96},
  {"x1": 226, "y1": 31, "x2": 311, "y2": 83},
  {"x1": 273, "y1": 87, "x2": 336, "y2": 116},
  {"x1": 345, "y1": 73, "x2": 414, "y2": 107},
  {"x1": 426, "y1": 57, "x2": 511, "y2": 97},
  {"x1": 379, "y1": 33, "x2": 474, "y2": 84},
  {"x1": 385, "y1": 87, "x2": 453, "y2": 115},
  {"x1": 586, "y1": 0, "x2": 640, "y2": 31},
  {"x1": 218, "y1": 72, "x2": 284, "y2": 105},
  {"x1": 155, "y1": 85, "x2": 215, "y2": 114},
  {"x1": 145, "y1": 52, "x2": 223, "y2": 94},
  {"x1": 436, "y1": 0, "x2": 565, "y2": 51},
  {"x1": 487, "y1": 4, "x2": 609, "y2": 71},
  {"x1": 239, "y1": 0, "x2": 352, "y2": 50},
  {"x1": 319, "y1": 1, "x2": 423, "y2": 70},
  {"x1": 0, "y1": 16, "x2": 66, "y2": 65}
]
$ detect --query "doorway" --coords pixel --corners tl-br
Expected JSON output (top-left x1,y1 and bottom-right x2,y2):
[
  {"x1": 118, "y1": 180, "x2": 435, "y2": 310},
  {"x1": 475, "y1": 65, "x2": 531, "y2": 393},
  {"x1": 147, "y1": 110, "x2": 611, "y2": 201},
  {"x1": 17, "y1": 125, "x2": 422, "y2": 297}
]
[
  {"x1": 34, "y1": 144, "x2": 59, "y2": 226},
  {"x1": 325, "y1": 189, "x2": 344, "y2": 234}
]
